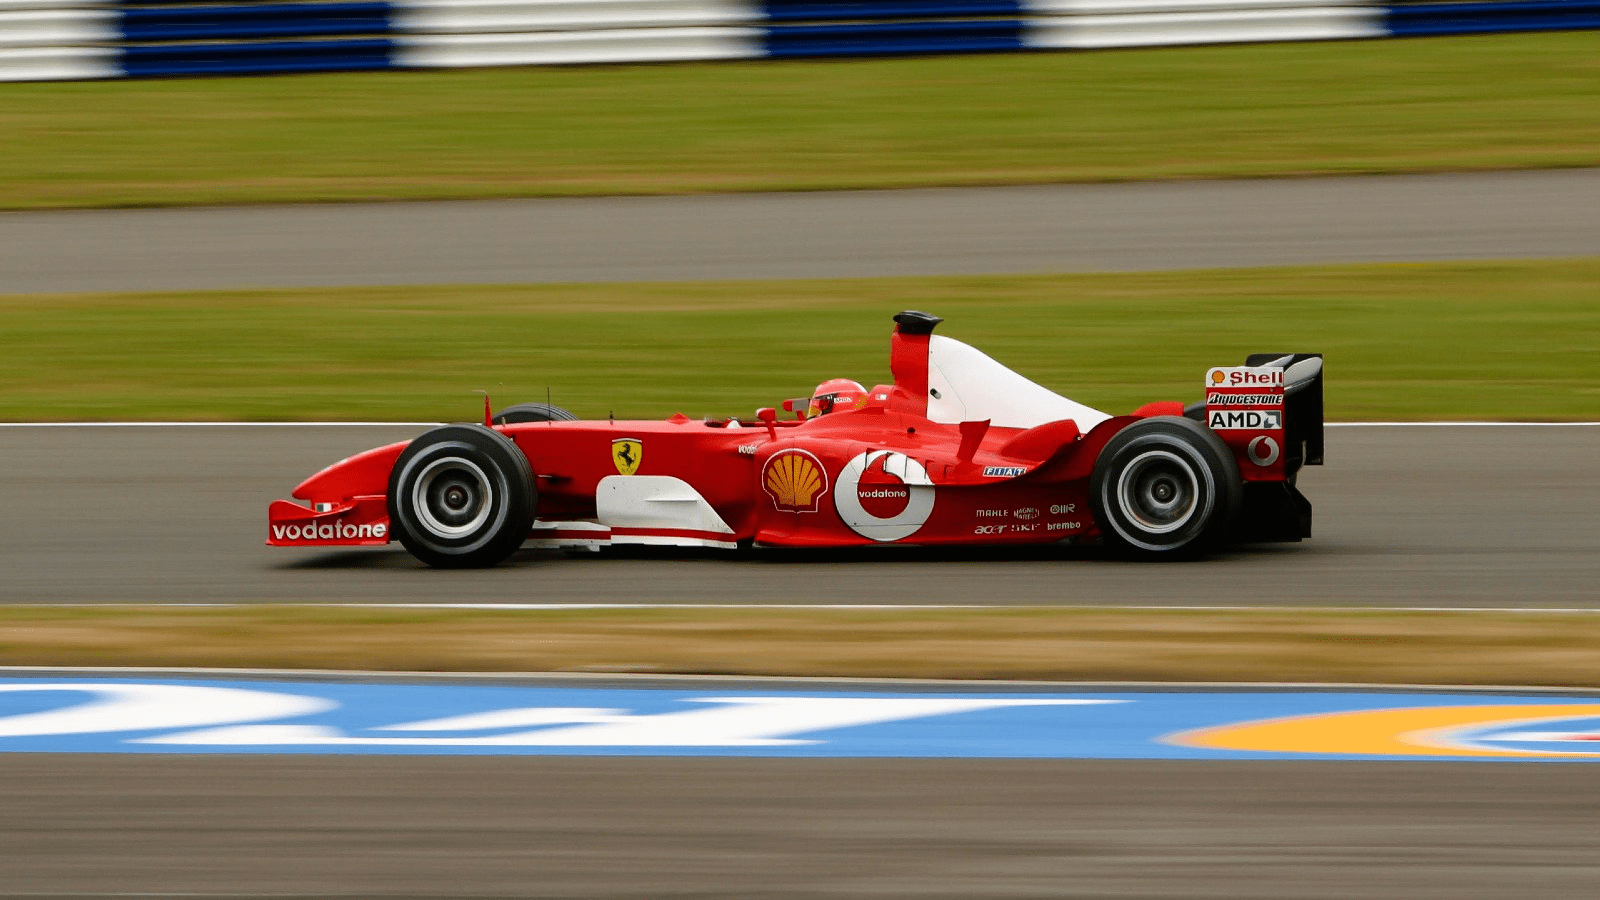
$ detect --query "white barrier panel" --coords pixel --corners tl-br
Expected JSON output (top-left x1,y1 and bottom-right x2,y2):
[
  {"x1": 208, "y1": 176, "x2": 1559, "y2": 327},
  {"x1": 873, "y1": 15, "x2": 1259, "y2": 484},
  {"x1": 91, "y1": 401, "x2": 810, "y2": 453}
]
[
  {"x1": 0, "y1": 9, "x2": 116, "y2": 47},
  {"x1": 0, "y1": 0, "x2": 100, "y2": 8},
  {"x1": 395, "y1": 0, "x2": 758, "y2": 33},
  {"x1": 0, "y1": 44, "x2": 117, "y2": 80},
  {"x1": 1025, "y1": 0, "x2": 1382, "y2": 48},
  {"x1": 1, "y1": 4, "x2": 116, "y2": 82},
  {"x1": 395, "y1": 25, "x2": 762, "y2": 66}
]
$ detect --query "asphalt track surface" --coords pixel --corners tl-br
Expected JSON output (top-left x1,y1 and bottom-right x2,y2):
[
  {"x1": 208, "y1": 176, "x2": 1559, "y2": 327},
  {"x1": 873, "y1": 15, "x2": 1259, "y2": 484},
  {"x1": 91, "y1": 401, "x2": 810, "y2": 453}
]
[
  {"x1": 6, "y1": 754, "x2": 1600, "y2": 899},
  {"x1": 7, "y1": 172, "x2": 1600, "y2": 899},
  {"x1": 2, "y1": 424, "x2": 1597, "y2": 607},
  {"x1": 4, "y1": 168, "x2": 1600, "y2": 293}
]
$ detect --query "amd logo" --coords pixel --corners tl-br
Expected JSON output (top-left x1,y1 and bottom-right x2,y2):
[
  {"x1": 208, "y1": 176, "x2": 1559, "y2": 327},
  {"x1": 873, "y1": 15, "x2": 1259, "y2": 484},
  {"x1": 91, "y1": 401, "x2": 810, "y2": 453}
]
[{"x1": 1208, "y1": 409, "x2": 1282, "y2": 431}]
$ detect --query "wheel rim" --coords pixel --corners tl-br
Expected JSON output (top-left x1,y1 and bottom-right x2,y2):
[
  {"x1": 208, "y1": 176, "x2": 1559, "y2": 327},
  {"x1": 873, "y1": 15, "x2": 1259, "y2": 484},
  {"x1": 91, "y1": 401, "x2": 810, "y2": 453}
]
[
  {"x1": 411, "y1": 456, "x2": 493, "y2": 539},
  {"x1": 1115, "y1": 449, "x2": 1199, "y2": 535}
]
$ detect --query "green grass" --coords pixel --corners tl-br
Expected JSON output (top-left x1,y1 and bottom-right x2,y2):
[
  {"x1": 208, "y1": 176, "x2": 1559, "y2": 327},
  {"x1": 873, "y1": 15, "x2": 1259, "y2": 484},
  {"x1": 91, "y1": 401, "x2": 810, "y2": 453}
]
[
  {"x1": 3, "y1": 33, "x2": 1600, "y2": 209},
  {"x1": 4, "y1": 260, "x2": 1596, "y2": 422},
  {"x1": 5, "y1": 605, "x2": 1600, "y2": 687}
]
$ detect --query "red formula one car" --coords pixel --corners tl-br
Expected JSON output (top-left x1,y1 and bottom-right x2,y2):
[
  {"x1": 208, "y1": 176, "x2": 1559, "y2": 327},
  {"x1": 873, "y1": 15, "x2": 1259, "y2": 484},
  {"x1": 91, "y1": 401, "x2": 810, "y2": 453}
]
[{"x1": 269, "y1": 311, "x2": 1323, "y2": 567}]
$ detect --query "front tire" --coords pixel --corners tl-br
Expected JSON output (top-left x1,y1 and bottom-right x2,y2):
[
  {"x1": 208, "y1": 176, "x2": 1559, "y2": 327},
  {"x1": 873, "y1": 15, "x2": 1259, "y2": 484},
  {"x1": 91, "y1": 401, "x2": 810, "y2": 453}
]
[
  {"x1": 1089, "y1": 417, "x2": 1240, "y2": 557},
  {"x1": 388, "y1": 425, "x2": 536, "y2": 568},
  {"x1": 491, "y1": 402, "x2": 577, "y2": 425}
]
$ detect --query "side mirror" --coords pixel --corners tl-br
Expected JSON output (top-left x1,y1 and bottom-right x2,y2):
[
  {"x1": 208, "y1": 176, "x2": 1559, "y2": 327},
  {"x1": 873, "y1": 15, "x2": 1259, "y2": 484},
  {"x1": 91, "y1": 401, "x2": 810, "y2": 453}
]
[
  {"x1": 781, "y1": 398, "x2": 809, "y2": 420},
  {"x1": 756, "y1": 407, "x2": 778, "y2": 439}
]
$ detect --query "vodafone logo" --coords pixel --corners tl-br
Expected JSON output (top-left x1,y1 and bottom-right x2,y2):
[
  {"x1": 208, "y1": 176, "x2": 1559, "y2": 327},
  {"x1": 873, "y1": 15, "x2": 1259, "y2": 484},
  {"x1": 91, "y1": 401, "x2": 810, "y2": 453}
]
[
  {"x1": 1247, "y1": 435, "x2": 1281, "y2": 466},
  {"x1": 834, "y1": 450, "x2": 935, "y2": 542},
  {"x1": 271, "y1": 520, "x2": 387, "y2": 542}
]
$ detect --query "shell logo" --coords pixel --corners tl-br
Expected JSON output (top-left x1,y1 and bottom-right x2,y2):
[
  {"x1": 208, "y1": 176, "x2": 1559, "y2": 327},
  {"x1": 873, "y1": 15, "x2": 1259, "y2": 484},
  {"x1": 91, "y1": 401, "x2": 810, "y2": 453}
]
[
  {"x1": 762, "y1": 450, "x2": 827, "y2": 513},
  {"x1": 1210, "y1": 370, "x2": 1227, "y2": 385}
]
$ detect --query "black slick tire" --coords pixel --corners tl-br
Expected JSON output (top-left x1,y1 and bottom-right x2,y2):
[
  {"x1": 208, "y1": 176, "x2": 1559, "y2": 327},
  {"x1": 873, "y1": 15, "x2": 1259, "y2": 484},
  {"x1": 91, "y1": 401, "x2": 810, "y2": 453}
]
[
  {"x1": 387, "y1": 425, "x2": 536, "y2": 569},
  {"x1": 491, "y1": 402, "x2": 578, "y2": 425},
  {"x1": 1089, "y1": 416, "x2": 1241, "y2": 558}
]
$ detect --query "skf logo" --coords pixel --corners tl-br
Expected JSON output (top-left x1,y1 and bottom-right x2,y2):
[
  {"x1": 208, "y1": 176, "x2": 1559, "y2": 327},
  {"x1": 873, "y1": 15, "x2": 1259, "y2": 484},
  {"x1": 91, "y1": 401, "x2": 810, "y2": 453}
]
[
  {"x1": 763, "y1": 449, "x2": 827, "y2": 513},
  {"x1": 1207, "y1": 366, "x2": 1285, "y2": 388},
  {"x1": 1208, "y1": 409, "x2": 1282, "y2": 431},
  {"x1": 611, "y1": 438, "x2": 643, "y2": 476}
]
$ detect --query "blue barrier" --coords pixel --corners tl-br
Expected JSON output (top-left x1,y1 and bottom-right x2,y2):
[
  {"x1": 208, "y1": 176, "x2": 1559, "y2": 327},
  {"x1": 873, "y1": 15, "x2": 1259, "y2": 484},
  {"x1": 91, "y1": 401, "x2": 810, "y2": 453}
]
[
  {"x1": 762, "y1": 0, "x2": 1023, "y2": 21},
  {"x1": 766, "y1": 19, "x2": 1024, "y2": 56},
  {"x1": 3, "y1": 0, "x2": 1598, "y2": 81},
  {"x1": 121, "y1": 38, "x2": 394, "y2": 77},
  {"x1": 1387, "y1": 0, "x2": 1600, "y2": 35},
  {"x1": 120, "y1": 3, "x2": 392, "y2": 42}
]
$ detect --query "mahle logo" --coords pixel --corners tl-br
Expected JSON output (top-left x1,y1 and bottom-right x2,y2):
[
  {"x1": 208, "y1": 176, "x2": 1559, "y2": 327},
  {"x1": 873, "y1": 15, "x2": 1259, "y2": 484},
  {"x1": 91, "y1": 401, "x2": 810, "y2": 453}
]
[{"x1": 763, "y1": 450, "x2": 827, "y2": 512}]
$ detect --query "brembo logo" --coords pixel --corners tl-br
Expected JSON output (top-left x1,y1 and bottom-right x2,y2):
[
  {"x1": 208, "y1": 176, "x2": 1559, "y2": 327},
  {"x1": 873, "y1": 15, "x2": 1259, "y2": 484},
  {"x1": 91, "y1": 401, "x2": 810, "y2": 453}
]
[{"x1": 272, "y1": 520, "x2": 387, "y2": 542}]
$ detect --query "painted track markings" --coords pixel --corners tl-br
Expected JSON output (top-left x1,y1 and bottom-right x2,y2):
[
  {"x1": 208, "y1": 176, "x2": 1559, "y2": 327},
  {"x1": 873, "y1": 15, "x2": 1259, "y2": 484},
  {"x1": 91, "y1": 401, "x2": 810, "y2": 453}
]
[{"x1": 5, "y1": 677, "x2": 1600, "y2": 759}]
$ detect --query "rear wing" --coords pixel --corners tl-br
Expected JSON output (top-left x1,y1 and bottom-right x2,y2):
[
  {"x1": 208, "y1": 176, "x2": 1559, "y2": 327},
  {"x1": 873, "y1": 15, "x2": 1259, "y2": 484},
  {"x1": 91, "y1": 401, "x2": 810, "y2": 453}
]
[
  {"x1": 1189, "y1": 353, "x2": 1323, "y2": 543},
  {"x1": 1244, "y1": 352, "x2": 1324, "y2": 471},
  {"x1": 1187, "y1": 353, "x2": 1323, "y2": 480}
]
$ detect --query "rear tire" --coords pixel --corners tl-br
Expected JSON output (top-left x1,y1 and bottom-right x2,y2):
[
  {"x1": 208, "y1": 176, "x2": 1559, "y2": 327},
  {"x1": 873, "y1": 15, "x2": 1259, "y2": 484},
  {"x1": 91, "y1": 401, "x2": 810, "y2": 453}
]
[
  {"x1": 491, "y1": 402, "x2": 577, "y2": 425},
  {"x1": 388, "y1": 425, "x2": 536, "y2": 568},
  {"x1": 1089, "y1": 417, "x2": 1240, "y2": 557}
]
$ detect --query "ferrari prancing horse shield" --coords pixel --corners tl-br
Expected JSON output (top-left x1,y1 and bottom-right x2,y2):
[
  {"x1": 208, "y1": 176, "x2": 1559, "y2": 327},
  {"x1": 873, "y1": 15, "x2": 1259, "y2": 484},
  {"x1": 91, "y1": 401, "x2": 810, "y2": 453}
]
[{"x1": 611, "y1": 438, "x2": 642, "y2": 476}]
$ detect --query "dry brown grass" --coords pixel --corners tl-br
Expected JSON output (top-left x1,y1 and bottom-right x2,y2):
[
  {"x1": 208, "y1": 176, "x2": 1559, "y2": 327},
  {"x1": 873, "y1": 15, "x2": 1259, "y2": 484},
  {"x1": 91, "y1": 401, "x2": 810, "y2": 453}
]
[{"x1": 3, "y1": 607, "x2": 1598, "y2": 687}]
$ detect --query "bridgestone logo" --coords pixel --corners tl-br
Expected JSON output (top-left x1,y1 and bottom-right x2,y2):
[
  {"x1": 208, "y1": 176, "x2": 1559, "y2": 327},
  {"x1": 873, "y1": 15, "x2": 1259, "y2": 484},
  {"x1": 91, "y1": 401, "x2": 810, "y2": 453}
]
[
  {"x1": 272, "y1": 521, "x2": 387, "y2": 541},
  {"x1": 1207, "y1": 392, "x2": 1281, "y2": 407},
  {"x1": 1208, "y1": 410, "x2": 1282, "y2": 430}
]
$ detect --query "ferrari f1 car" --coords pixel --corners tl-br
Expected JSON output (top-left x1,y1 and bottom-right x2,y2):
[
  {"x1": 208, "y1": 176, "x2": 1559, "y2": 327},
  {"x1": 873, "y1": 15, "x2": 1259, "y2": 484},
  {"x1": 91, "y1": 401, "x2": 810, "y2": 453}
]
[{"x1": 268, "y1": 311, "x2": 1323, "y2": 567}]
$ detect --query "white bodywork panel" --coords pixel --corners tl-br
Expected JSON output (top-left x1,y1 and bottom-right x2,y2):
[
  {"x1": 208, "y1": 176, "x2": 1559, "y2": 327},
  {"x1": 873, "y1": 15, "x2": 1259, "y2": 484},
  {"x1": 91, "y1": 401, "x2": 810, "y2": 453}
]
[
  {"x1": 596, "y1": 475, "x2": 737, "y2": 547},
  {"x1": 924, "y1": 336, "x2": 1111, "y2": 431},
  {"x1": 526, "y1": 519, "x2": 610, "y2": 551}
]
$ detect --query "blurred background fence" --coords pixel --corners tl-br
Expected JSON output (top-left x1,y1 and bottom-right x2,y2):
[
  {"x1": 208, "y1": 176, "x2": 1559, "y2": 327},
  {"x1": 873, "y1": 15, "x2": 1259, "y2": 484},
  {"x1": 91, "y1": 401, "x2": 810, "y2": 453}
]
[{"x1": 3, "y1": 0, "x2": 1598, "y2": 80}]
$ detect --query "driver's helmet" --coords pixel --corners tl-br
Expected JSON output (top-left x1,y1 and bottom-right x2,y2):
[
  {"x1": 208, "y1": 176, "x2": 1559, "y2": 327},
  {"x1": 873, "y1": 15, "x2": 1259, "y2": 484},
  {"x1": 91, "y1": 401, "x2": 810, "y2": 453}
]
[{"x1": 808, "y1": 378, "x2": 867, "y2": 417}]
